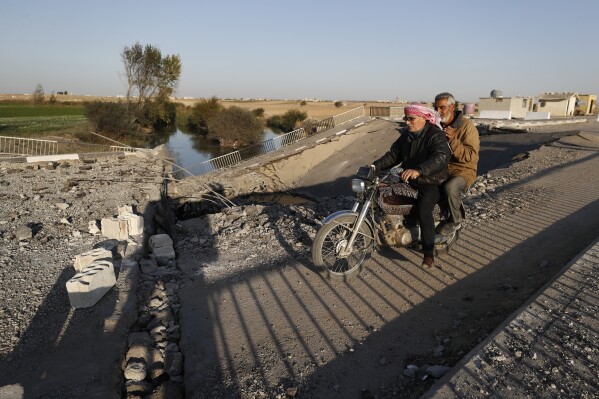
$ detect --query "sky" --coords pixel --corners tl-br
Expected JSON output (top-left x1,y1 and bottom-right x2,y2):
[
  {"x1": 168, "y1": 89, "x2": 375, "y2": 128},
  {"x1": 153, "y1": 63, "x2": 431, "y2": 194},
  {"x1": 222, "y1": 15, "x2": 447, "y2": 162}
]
[{"x1": 1, "y1": 0, "x2": 598, "y2": 103}]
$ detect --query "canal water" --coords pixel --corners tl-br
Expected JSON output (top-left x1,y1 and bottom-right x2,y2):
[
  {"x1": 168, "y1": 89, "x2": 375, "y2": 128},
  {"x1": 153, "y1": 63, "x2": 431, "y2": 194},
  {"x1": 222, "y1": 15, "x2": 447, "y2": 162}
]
[{"x1": 150, "y1": 127, "x2": 280, "y2": 170}]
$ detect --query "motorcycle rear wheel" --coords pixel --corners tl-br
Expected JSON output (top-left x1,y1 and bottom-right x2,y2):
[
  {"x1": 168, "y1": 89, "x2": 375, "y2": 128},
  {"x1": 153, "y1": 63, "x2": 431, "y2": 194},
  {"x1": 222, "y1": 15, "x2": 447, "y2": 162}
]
[{"x1": 312, "y1": 214, "x2": 373, "y2": 280}]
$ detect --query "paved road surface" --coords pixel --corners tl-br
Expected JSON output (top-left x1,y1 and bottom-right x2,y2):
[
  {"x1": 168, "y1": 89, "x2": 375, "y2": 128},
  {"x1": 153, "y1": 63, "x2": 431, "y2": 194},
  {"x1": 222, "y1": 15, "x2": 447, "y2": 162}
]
[
  {"x1": 293, "y1": 118, "x2": 592, "y2": 198},
  {"x1": 177, "y1": 120, "x2": 599, "y2": 398}
]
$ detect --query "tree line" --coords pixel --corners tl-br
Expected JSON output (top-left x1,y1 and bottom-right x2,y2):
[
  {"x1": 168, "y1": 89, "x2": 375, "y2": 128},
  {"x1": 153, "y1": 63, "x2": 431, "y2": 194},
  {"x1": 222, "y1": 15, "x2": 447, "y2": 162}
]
[
  {"x1": 87, "y1": 41, "x2": 311, "y2": 147},
  {"x1": 32, "y1": 42, "x2": 311, "y2": 148}
]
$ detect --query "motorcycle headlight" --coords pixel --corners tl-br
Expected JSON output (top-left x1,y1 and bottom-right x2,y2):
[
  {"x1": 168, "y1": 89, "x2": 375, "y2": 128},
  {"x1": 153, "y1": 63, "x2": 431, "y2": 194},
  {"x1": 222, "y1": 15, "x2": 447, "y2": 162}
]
[{"x1": 351, "y1": 178, "x2": 366, "y2": 193}]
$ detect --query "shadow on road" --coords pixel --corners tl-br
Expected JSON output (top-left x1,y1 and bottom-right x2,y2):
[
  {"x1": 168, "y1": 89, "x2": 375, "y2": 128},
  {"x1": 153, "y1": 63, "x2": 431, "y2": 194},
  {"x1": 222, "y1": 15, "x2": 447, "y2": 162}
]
[{"x1": 175, "y1": 149, "x2": 599, "y2": 398}]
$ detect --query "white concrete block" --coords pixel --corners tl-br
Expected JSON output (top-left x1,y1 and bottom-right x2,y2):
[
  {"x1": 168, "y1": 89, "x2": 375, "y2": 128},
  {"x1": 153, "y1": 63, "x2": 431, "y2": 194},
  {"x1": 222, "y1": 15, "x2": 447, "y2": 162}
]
[
  {"x1": 66, "y1": 260, "x2": 117, "y2": 308},
  {"x1": 73, "y1": 248, "x2": 112, "y2": 272},
  {"x1": 26, "y1": 154, "x2": 79, "y2": 163},
  {"x1": 101, "y1": 217, "x2": 129, "y2": 240},
  {"x1": 524, "y1": 112, "x2": 551, "y2": 120},
  {"x1": 118, "y1": 205, "x2": 133, "y2": 216},
  {"x1": 119, "y1": 213, "x2": 144, "y2": 236},
  {"x1": 479, "y1": 110, "x2": 512, "y2": 120}
]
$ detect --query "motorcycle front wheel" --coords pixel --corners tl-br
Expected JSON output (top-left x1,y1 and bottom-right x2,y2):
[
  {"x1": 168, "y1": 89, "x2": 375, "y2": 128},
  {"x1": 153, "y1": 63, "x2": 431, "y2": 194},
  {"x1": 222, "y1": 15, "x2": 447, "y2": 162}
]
[{"x1": 312, "y1": 214, "x2": 373, "y2": 281}]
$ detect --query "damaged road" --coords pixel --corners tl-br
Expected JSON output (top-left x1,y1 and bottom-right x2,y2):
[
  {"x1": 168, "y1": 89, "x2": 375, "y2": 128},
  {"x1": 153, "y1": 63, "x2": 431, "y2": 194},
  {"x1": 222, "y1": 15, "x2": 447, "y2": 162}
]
[
  {"x1": 1, "y1": 118, "x2": 598, "y2": 398},
  {"x1": 172, "y1": 122, "x2": 599, "y2": 398}
]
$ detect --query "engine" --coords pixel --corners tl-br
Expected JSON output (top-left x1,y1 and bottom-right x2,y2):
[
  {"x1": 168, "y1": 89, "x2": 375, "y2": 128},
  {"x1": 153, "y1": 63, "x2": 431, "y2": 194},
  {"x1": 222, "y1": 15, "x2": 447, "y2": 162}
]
[{"x1": 382, "y1": 215, "x2": 421, "y2": 247}]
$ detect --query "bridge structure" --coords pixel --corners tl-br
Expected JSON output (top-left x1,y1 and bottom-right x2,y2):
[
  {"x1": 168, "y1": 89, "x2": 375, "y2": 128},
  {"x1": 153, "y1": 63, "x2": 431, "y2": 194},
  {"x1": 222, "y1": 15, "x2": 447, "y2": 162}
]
[{"x1": 172, "y1": 106, "x2": 367, "y2": 179}]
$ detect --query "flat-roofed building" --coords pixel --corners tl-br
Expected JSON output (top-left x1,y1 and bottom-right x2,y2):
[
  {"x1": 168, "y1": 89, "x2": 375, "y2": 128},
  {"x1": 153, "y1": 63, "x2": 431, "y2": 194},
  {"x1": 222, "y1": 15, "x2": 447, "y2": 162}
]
[{"x1": 537, "y1": 92, "x2": 578, "y2": 116}]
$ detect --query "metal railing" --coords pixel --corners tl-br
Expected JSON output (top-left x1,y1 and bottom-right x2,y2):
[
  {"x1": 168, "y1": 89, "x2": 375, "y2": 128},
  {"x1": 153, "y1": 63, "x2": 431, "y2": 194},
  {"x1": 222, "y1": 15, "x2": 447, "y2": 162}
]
[
  {"x1": 333, "y1": 106, "x2": 366, "y2": 125},
  {"x1": 174, "y1": 106, "x2": 365, "y2": 179},
  {"x1": 0, "y1": 135, "x2": 146, "y2": 157},
  {"x1": 109, "y1": 145, "x2": 141, "y2": 153},
  {"x1": 0, "y1": 136, "x2": 58, "y2": 156}
]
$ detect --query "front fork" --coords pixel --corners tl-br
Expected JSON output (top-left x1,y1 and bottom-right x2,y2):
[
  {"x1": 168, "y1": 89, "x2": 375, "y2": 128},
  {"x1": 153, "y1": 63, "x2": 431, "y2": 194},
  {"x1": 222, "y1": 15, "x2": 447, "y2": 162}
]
[{"x1": 339, "y1": 199, "x2": 371, "y2": 257}]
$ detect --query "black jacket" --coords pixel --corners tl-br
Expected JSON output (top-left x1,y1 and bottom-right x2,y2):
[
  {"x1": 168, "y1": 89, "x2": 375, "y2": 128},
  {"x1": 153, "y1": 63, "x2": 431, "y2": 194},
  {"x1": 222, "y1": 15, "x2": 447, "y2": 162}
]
[{"x1": 373, "y1": 122, "x2": 451, "y2": 185}]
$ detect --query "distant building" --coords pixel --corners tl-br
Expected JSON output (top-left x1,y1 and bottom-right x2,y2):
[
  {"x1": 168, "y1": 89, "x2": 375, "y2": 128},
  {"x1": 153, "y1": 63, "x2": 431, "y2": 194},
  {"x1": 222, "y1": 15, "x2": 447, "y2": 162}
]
[
  {"x1": 477, "y1": 95, "x2": 534, "y2": 118},
  {"x1": 537, "y1": 92, "x2": 578, "y2": 116},
  {"x1": 575, "y1": 94, "x2": 597, "y2": 115}
]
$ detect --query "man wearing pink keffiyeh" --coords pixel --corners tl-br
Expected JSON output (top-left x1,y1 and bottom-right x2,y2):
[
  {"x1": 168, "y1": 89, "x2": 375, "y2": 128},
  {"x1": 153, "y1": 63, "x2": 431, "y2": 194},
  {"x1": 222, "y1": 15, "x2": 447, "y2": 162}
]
[{"x1": 371, "y1": 104, "x2": 451, "y2": 268}]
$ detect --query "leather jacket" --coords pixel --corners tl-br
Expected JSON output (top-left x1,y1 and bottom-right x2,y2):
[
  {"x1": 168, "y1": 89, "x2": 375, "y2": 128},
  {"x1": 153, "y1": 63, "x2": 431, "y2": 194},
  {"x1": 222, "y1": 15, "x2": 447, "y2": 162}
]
[{"x1": 372, "y1": 122, "x2": 451, "y2": 186}]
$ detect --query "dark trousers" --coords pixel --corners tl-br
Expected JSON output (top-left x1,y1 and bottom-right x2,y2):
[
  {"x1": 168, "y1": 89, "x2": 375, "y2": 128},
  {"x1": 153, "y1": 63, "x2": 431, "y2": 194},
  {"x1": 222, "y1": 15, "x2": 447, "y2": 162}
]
[{"x1": 415, "y1": 184, "x2": 441, "y2": 257}]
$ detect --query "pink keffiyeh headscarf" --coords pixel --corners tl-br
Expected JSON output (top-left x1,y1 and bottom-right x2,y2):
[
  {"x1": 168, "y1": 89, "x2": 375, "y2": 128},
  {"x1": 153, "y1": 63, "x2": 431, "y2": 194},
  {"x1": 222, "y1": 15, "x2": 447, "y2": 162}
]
[{"x1": 404, "y1": 104, "x2": 442, "y2": 129}]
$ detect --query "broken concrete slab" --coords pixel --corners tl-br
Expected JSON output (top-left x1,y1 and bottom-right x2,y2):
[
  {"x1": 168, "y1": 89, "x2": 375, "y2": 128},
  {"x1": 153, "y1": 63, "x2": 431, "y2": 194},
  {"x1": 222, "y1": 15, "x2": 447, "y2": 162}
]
[
  {"x1": 73, "y1": 248, "x2": 113, "y2": 272},
  {"x1": 66, "y1": 259, "x2": 117, "y2": 308}
]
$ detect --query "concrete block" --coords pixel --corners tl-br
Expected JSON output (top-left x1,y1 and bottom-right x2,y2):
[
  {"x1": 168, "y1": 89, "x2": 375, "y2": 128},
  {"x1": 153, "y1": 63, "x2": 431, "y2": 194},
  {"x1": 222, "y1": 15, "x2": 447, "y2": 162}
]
[
  {"x1": 479, "y1": 110, "x2": 512, "y2": 120},
  {"x1": 120, "y1": 213, "x2": 144, "y2": 236},
  {"x1": 66, "y1": 260, "x2": 117, "y2": 308},
  {"x1": 118, "y1": 205, "x2": 133, "y2": 216},
  {"x1": 73, "y1": 248, "x2": 112, "y2": 272},
  {"x1": 524, "y1": 112, "x2": 551, "y2": 120},
  {"x1": 149, "y1": 234, "x2": 173, "y2": 250},
  {"x1": 149, "y1": 234, "x2": 175, "y2": 259},
  {"x1": 101, "y1": 217, "x2": 129, "y2": 240},
  {"x1": 152, "y1": 246, "x2": 176, "y2": 260}
]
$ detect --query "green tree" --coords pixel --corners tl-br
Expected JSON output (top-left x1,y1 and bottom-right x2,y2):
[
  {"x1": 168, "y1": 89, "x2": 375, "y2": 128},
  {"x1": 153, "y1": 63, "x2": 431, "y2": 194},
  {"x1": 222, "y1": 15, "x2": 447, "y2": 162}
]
[
  {"x1": 266, "y1": 109, "x2": 307, "y2": 132},
  {"x1": 121, "y1": 42, "x2": 181, "y2": 116},
  {"x1": 207, "y1": 106, "x2": 263, "y2": 146},
  {"x1": 85, "y1": 101, "x2": 131, "y2": 135},
  {"x1": 33, "y1": 84, "x2": 44, "y2": 104},
  {"x1": 188, "y1": 97, "x2": 223, "y2": 135}
]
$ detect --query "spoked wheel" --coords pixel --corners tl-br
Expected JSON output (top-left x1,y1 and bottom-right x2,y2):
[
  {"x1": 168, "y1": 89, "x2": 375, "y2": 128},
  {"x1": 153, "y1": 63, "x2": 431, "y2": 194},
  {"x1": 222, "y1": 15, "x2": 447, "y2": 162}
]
[{"x1": 312, "y1": 214, "x2": 373, "y2": 280}]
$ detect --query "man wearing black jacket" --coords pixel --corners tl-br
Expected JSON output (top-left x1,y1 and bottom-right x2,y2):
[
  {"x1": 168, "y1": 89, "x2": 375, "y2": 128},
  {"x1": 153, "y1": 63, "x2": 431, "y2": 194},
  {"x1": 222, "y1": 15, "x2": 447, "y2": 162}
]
[{"x1": 372, "y1": 104, "x2": 451, "y2": 268}]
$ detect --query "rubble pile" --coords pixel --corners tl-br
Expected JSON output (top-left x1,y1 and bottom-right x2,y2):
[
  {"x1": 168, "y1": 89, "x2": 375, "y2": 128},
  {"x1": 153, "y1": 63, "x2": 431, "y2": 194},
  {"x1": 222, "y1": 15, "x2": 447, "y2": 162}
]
[
  {"x1": 0, "y1": 154, "x2": 164, "y2": 397},
  {"x1": 0, "y1": 139, "x2": 594, "y2": 397}
]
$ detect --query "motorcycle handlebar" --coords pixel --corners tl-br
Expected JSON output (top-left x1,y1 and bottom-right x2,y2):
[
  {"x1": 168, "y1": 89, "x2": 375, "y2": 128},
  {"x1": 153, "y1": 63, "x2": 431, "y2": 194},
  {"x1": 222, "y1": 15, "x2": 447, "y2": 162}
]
[{"x1": 358, "y1": 166, "x2": 405, "y2": 183}]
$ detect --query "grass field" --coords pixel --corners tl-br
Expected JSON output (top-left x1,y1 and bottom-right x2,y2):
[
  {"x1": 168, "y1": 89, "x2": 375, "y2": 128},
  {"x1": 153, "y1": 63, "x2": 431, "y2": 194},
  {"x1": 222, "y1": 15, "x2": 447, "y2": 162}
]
[{"x1": 0, "y1": 102, "x2": 88, "y2": 137}]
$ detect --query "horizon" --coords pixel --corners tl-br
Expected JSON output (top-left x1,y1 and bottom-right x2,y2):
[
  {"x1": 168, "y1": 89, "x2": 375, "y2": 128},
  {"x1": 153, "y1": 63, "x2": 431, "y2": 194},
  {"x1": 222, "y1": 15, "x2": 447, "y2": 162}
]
[{"x1": 2, "y1": 0, "x2": 598, "y2": 104}]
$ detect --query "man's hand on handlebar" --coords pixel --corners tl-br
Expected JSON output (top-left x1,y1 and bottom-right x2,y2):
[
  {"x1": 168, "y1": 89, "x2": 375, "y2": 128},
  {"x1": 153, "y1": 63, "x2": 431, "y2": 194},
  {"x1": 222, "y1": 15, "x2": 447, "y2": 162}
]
[{"x1": 401, "y1": 168, "x2": 421, "y2": 181}]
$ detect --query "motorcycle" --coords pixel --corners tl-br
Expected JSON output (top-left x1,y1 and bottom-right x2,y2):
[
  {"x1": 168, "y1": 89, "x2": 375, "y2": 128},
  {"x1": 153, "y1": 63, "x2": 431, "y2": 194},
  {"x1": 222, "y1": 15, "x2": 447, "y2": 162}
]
[{"x1": 311, "y1": 166, "x2": 460, "y2": 280}]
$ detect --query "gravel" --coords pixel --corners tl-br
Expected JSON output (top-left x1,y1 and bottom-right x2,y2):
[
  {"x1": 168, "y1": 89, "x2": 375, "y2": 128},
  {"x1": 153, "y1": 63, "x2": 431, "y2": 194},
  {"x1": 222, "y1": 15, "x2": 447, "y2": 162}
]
[
  {"x1": 1, "y1": 131, "x2": 597, "y2": 398},
  {"x1": 0, "y1": 153, "x2": 164, "y2": 397}
]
